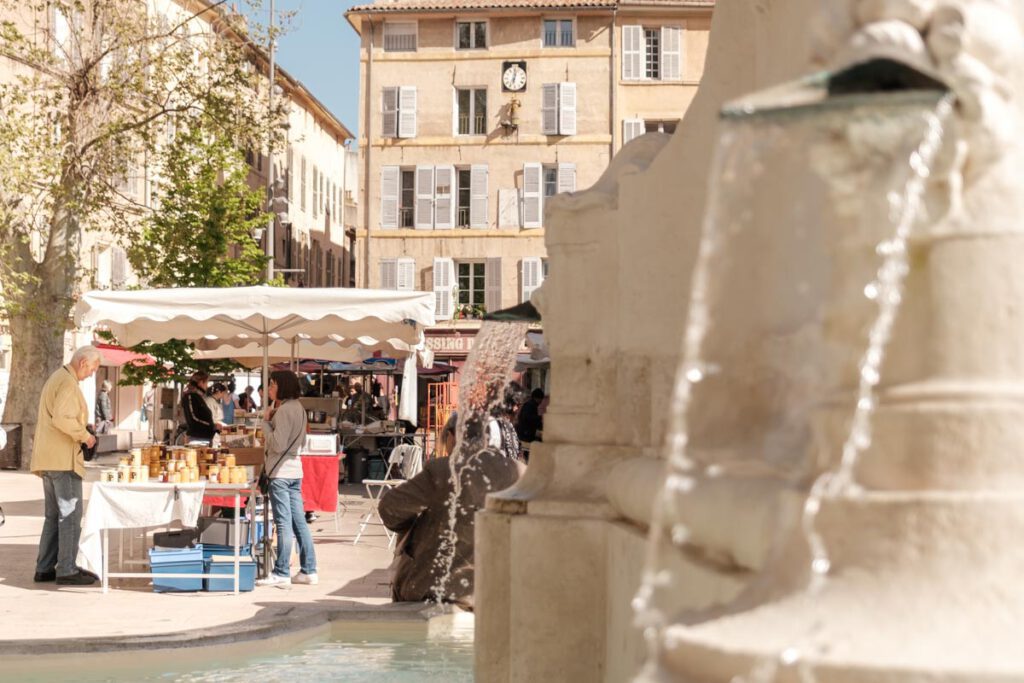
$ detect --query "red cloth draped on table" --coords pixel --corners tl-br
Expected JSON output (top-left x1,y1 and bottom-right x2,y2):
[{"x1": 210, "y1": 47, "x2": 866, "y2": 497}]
[
  {"x1": 299, "y1": 455, "x2": 340, "y2": 512},
  {"x1": 203, "y1": 455, "x2": 339, "y2": 510}
]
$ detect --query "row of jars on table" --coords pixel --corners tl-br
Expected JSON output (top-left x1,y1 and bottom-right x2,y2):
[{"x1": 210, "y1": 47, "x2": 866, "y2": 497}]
[{"x1": 100, "y1": 445, "x2": 252, "y2": 485}]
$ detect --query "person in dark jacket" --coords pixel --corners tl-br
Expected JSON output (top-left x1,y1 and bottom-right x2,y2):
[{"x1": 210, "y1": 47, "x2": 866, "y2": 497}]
[
  {"x1": 181, "y1": 371, "x2": 216, "y2": 442},
  {"x1": 515, "y1": 388, "x2": 545, "y2": 446},
  {"x1": 378, "y1": 444, "x2": 523, "y2": 609}
]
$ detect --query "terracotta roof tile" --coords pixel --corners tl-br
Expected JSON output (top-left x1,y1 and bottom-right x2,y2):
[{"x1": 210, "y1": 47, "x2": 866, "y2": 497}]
[{"x1": 348, "y1": 0, "x2": 712, "y2": 13}]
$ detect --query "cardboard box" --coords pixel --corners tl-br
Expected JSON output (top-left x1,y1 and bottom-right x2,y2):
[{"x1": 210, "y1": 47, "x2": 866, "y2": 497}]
[{"x1": 228, "y1": 447, "x2": 264, "y2": 466}]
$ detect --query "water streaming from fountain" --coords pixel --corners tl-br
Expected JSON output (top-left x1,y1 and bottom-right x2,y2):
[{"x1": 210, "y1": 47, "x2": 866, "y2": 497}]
[
  {"x1": 429, "y1": 320, "x2": 529, "y2": 606},
  {"x1": 633, "y1": 93, "x2": 954, "y2": 682}
]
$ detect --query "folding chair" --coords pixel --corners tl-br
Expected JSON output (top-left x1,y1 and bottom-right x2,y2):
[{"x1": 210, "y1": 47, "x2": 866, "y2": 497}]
[{"x1": 353, "y1": 445, "x2": 422, "y2": 548}]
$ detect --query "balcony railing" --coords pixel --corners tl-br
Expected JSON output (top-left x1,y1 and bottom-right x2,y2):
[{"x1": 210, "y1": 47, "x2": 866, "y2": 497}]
[{"x1": 399, "y1": 207, "x2": 414, "y2": 228}]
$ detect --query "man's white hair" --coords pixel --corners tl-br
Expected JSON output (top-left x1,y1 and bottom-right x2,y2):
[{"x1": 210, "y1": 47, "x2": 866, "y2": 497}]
[{"x1": 70, "y1": 345, "x2": 103, "y2": 366}]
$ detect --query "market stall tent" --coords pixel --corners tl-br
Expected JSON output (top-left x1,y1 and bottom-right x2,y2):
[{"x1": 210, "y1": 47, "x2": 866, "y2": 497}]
[{"x1": 75, "y1": 285, "x2": 436, "y2": 425}]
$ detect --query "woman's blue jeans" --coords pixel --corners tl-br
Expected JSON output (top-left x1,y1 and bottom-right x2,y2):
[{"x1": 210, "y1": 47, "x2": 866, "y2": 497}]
[{"x1": 268, "y1": 478, "x2": 317, "y2": 577}]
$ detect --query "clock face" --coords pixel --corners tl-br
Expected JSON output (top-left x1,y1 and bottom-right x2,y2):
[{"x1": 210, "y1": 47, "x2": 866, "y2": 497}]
[{"x1": 502, "y1": 62, "x2": 527, "y2": 92}]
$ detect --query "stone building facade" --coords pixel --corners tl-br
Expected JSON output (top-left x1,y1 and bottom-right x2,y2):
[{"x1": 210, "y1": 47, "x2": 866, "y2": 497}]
[{"x1": 346, "y1": 0, "x2": 713, "y2": 368}]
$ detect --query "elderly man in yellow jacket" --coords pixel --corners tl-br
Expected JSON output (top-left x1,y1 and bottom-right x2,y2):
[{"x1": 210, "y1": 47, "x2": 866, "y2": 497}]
[{"x1": 31, "y1": 345, "x2": 101, "y2": 586}]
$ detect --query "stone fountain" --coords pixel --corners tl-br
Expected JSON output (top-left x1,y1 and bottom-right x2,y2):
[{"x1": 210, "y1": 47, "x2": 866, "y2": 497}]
[{"x1": 474, "y1": 1, "x2": 1024, "y2": 682}]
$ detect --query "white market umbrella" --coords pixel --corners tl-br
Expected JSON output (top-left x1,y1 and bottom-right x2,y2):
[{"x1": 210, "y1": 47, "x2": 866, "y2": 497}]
[{"x1": 76, "y1": 285, "x2": 436, "y2": 424}]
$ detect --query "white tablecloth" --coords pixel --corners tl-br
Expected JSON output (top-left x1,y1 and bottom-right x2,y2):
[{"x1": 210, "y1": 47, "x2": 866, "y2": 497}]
[{"x1": 77, "y1": 483, "x2": 206, "y2": 576}]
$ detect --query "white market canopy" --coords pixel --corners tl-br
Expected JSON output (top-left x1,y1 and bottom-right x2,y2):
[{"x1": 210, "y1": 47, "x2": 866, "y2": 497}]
[
  {"x1": 75, "y1": 285, "x2": 437, "y2": 424},
  {"x1": 191, "y1": 337, "x2": 429, "y2": 366},
  {"x1": 76, "y1": 285, "x2": 434, "y2": 348}
]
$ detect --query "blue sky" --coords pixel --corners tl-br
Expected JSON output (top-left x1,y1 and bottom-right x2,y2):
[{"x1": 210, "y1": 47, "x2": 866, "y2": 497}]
[{"x1": 253, "y1": 1, "x2": 364, "y2": 137}]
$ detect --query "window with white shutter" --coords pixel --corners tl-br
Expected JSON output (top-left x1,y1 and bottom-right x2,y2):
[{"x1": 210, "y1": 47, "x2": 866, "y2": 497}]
[
  {"x1": 541, "y1": 84, "x2": 558, "y2": 136},
  {"x1": 521, "y1": 257, "x2": 543, "y2": 303},
  {"x1": 661, "y1": 26, "x2": 682, "y2": 81},
  {"x1": 398, "y1": 86, "x2": 417, "y2": 138},
  {"x1": 558, "y1": 82, "x2": 576, "y2": 135},
  {"x1": 622, "y1": 25, "x2": 642, "y2": 81},
  {"x1": 433, "y1": 257, "x2": 455, "y2": 320},
  {"x1": 522, "y1": 163, "x2": 542, "y2": 229},
  {"x1": 623, "y1": 25, "x2": 683, "y2": 82},
  {"x1": 623, "y1": 118, "x2": 645, "y2": 146},
  {"x1": 434, "y1": 166, "x2": 455, "y2": 229},
  {"x1": 557, "y1": 163, "x2": 576, "y2": 194},
  {"x1": 383, "y1": 22, "x2": 417, "y2": 52},
  {"x1": 397, "y1": 257, "x2": 416, "y2": 291},
  {"x1": 415, "y1": 165, "x2": 434, "y2": 230},
  {"x1": 380, "y1": 259, "x2": 398, "y2": 289},
  {"x1": 470, "y1": 164, "x2": 488, "y2": 228},
  {"x1": 382, "y1": 87, "x2": 399, "y2": 138},
  {"x1": 485, "y1": 258, "x2": 502, "y2": 314},
  {"x1": 380, "y1": 166, "x2": 400, "y2": 229},
  {"x1": 542, "y1": 84, "x2": 575, "y2": 135},
  {"x1": 112, "y1": 247, "x2": 128, "y2": 289}
]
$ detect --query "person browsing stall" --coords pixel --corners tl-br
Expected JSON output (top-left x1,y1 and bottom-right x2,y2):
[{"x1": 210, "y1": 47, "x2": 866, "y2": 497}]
[
  {"x1": 256, "y1": 370, "x2": 318, "y2": 587},
  {"x1": 181, "y1": 371, "x2": 216, "y2": 443},
  {"x1": 31, "y1": 345, "x2": 101, "y2": 586}
]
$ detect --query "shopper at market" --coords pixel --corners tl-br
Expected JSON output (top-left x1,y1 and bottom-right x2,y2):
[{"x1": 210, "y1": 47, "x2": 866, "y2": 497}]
[
  {"x1": 205, "y1": 382, "x2": 230, "y2": 427},
  {"x1": 221, "y1": 380, "x2": 237, "y2": 425},
  {"x1": 515, "y1": 388, "x2": 545, "y2": 460},
  {"x1": 32, "y1": 344, "x2": 101, "y2": 586},
  {"x1": 181, "y1": 371, "x2": 216, "y2": 443},
  {"x1": 379, "y1": 419, "x2": 524, "y2": 608},
  {"x1": 257, "y1": 370, "x2": 317, "y2": 587},
  {"x1": 95, "y1": 380, "x2": 113, "y2": 434},
  {"x1": 238, "y1": 385, "x2": 257, "y2": 412}
]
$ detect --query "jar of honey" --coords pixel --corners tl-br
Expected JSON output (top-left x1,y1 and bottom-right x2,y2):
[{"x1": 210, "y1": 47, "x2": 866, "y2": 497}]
[{"x1": 223, "y1": 454, "x2": 236, "y2": 468}]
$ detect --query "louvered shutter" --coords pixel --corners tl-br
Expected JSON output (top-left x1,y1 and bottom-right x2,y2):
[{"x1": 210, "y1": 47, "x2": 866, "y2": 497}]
[
  {"x1": 53, "y1": 8, "x2": 70, "y2": 59},
  {"x1": 623, "y1": 118, "x2": 645, "y2": 146},
  {"x1": 382, "y1": 87, "x2": 398, "y2": 138},
  {"x1": 112, "y1": 247, "x2": 127, "y2": 288},
  {"x1": 397, "y1": 257, "x2": 416, "y2": 291},
  {"x1": 662, "y1": 26, "x2": 682, "y2": 81},
  {"x1": 434, "y1": 165, "x2": 455, "y2": 229},
  {"x1": 398, "y1": 86, "x2": 417, "y2": 138},
  {"x1": 521, "y1": 257, "x2": 543, "y2": 303},
  {"x1": 415, "y1": 165, "x2": 434, "y2": 229},
  {"x1": 380, "y1": 259, "x2": 398, "y2": 289},
  {"x1": 433, "y1": 257, "x2": 455, "y2": 320},
  {"x1": 380, "y1": 166, "x2": 399, "y2": 229},
  {"x1": 522, "y1": 163, "x2": 542, "y2": 229},
  {"x1": 541, "y1": 84, "x2": 559, "y2": 135},
  {"x1": 558, "y1": 163, "x2": 576, "y2": 194},
  {"x1": 558, "y1": 83, "x2": 576, "y2": 135},
  {"x1": 622, "y1": 25, "x2": 642, "y2": 80},
  {"x1": 485, "y1": 258, "x2": 502, "y2": 314},
  {"x1": 470, "y1": 164, "x2": 488, "y2": 229}
]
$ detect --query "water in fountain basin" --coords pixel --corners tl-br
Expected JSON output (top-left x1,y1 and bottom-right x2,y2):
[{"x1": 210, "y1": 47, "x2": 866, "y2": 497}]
[
  {"x1": 429, "y1": 320, "x2": 529, "y2": 605},
  {"x1": 633, "y1": 93, "x2": 954, "y2": 683}
]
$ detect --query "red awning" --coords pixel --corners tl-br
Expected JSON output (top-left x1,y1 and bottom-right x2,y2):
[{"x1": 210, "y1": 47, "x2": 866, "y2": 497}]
[{"x1": 95, "y1": 343, "x2": 154, "y2": 367}]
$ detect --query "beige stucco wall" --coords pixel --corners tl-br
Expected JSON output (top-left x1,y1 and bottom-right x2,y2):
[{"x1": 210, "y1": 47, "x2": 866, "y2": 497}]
[{"x1": 352, "y1": 8, "x2": 711, "y2": 312}]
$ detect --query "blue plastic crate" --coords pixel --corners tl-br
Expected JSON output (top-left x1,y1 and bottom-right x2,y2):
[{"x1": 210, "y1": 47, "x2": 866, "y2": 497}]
[
  {"x1": 201, "y1": 543, "x2": 253, "y2": 561},
  {"x1": 204, "y1": 557, "x2": 256, "y2": 592},
  {"x1": 149, "y1": 545, "x2": 204, "y2": 592}
]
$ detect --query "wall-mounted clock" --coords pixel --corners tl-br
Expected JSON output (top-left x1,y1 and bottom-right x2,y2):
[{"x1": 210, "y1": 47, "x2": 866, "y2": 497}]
[{"x1": 501, "y1": 60, "x2": 527, "y2": 92}]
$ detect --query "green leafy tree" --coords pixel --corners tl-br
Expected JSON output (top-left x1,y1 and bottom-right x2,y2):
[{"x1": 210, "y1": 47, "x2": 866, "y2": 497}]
[
  {"x1": 129, "y1": 122, "x2": 269, "y2": 288},
  {"x1": 0, "y1": 0, "x2": 281, "y2": 463},
  {"x1": 116, "y1": 120, "x2": 273, "y2": 386}
]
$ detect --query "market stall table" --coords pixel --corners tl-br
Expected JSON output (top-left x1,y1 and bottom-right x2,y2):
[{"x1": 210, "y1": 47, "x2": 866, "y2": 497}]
[{"x1": 79, "y1": 481, "x2": 254, "y2": 594}]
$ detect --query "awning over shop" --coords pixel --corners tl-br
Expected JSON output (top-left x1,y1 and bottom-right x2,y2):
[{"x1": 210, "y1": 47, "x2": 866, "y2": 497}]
[{"x1": 95, "y1": 343, "x2": 154, "y2": 368}]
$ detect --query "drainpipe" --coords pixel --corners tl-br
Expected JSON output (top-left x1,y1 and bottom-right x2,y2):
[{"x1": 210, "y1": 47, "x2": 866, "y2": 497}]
[
  {"x1": 609, "y1": 7, "x2": 617, "y2": 158},
  {"x1": 361, "y1": 17, "x2": 375, "y2": 289}
]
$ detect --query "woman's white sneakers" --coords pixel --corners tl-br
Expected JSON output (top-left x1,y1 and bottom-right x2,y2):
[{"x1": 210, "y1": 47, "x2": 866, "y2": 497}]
[
  {"x1": 292, "y1": 572, "x2": 319, "y2": 585},
  {"x1": 256, "y1": 573, "x2": 291, "y2": 587}
]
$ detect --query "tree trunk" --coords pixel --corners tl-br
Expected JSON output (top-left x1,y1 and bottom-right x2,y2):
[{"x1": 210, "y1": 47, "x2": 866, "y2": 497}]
[
  {"x1": 4, "y1": 301, "x2": 68, "y2": 471},
  {"x1": 3, "y1": 191, "x2": 79, "y2": 471}
]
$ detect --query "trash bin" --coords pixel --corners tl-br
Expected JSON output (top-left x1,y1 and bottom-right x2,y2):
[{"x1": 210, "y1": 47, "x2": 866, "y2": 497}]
[
  {"x1": 0, "y1": 424, "x2": 22, "y2": 470},
  {"x1": 345, "y1": 448, "x2": 368, "y2": 484}
]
